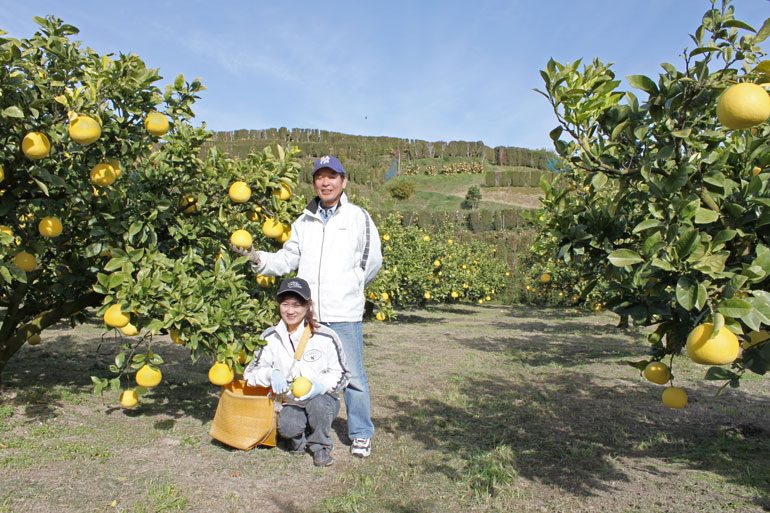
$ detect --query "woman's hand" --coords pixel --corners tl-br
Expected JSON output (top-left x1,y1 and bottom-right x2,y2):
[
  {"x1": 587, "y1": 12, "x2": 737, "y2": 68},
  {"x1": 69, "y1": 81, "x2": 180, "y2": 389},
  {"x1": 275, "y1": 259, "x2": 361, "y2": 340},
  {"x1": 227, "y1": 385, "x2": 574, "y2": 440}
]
[
  {"x1": 296, "y1": 380, "x2": 326, "y2": 402},
  {"x1": 270, "y1": 369, "x2": 288, "y2": 394}
]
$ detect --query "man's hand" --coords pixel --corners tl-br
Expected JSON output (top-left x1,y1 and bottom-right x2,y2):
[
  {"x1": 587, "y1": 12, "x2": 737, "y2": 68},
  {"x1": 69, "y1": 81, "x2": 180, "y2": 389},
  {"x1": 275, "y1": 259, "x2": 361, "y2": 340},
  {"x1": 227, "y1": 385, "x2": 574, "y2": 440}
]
[{"x1": 230, "y1": 243, "x2": 260, "y2": 265}]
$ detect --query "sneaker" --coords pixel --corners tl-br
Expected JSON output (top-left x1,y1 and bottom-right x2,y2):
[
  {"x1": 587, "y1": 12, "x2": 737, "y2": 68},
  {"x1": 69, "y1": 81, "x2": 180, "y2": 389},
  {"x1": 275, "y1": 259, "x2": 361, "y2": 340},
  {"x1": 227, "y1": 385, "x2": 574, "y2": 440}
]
[
  {"x1": 313, "y1": 448, "x2": 334, "y2": 467},
  {"x1": 350, "y1": 438, "x2": 371, "y2": 458}
]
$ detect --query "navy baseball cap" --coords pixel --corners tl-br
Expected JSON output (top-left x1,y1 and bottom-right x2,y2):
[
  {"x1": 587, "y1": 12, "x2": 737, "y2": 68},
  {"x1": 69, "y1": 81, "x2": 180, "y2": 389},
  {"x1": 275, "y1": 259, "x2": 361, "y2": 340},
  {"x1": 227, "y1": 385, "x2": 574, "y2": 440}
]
[
  {"x1": 312, "y1": 155, "x2": 345, "y2": 176},
  {"x1": 276, "y1": 277, "x2": 311, "y2": 301}
]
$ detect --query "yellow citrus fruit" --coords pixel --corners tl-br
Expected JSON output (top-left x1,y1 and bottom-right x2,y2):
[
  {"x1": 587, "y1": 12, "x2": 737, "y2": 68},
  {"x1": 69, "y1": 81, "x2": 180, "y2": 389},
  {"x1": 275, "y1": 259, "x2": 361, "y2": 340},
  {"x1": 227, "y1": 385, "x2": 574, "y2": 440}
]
[
  {"x1": 103, "y1": 304, "x2": 130, "y2": 328},
  {"x1": 375, "y1": 311, "x2": 385, "y2": 321},
  {"x1": 237, "y1": 350, "x2": 248, "y2": 365},
  {"x1": 433, "y1": 260, "x2": 441, "y2": 267},
  {"x1": 38, "y1": 216, "x2": 63, "y2": 237},
  {"x1": 273, "y1": 183, "x2": 292, "y2": 201},
  {"x1": 661, "y1": 387, "x2": 688, "y2": 409},
  {"x1": 262, "y1": 218, "x2": 284, "y2": 239},
  {"x1": 13, "y1": 251, "x2": 36, "y2": 272},
  {"x1": 422, "y1": 235, "x2": 431, "y2": 242},
  {"x1": 144, "y1": 112, "x2": 169, "y2": 136},
  {"x1": 0, "y1": 225, "x2": 13, "y2": 240},
  {"x1": 256, "y1": 274, "x2": 276, "y2": 288},
  {"x1": 119, "y1": 389, "x2": 138, "y2": 409},
  {"x1": 119, "y1": 323, "x2": 138, "y2": 336},
  {"x1": 230, "y1": 229, "x2": 253, "y2": 248},
  {"x1": 485, "y1": 295, "x2": 492, "y2": 301},
  {"x1": 478, "y1": 299, "x2": 484, "y2": 304},
  {"x1": 463, "y1": 283, "x2": 469, "y2": 289},
  {"x1": 686, "y1": 322, "x2": 740, "y2": 365},
  {"x1": 228, "y1": 181, "x2": 251, "y2": 203},
  {"x1": 382, "y1": 234, "x2": 390, "y2": 241},
  {"x1": 170, "y1": 329, "x2": 183, "y2": 345},
  {"x1": 278, "y1": 227, "x2": 291, "y2": 244},
  {"x1": 643, "y1": 361, "x2": 671, "y2": 385},
  {"x1": 447, "y1": 239, "x2": 454, "y2": 245},
  {"x1": 135, "y1": 364, "x2": 162, "y2": 388},
  {"x1": 451, "y1": 291, "x2": 459, "y2": 299},
  {"x1": 27, "y1": 334, "x2": 42, "y2": 346},
  {"x1": 178, "y1": 195, "x2": 197, "y2": 214},
  {"x1": 208, "y1": 362, "x2": 234, "y2": 386},
  {"x1": 380, "y1": 292, "x2": 389, "y2": 301},
  {"x1": 424, "y1": 291, "x2": 432, "y2": 300},
  {"x1": 90, "y1": 162, "x2": 118, "y2": 186},
  {"x1": 753, "y1": 166, "x2": 763, "y2": 176},
  {"x1": 108, "y1": 159, "x2": 122, "y2": 178},
  {"x1": 291, "y1": 376, "x2": 312, "y2": 397},
  {"x1": 540, "y1": 273, "x2": 552, "y2": 284},
  {"x1": 0, "y1": 164, "x2": 4, "y2": 182},
  {"x1": 505, "y1": 272, "x2": 511, "y2": 277},
  {"x1": 716, "y1": 83, "x2": 770, "y2": 129},
  {"x1": 22, "y1": 132, "x2": 51, "y2": 160},
  {"x1": 68, "y1": 115, "x2": 101, "y2": 145}
]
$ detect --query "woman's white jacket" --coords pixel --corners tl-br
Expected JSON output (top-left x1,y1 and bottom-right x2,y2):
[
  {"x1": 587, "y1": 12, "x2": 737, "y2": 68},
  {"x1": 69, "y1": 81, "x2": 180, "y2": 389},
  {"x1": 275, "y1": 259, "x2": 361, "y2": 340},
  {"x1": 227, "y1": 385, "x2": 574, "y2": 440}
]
[{"x1": 243, "y1": 321, "x2": 350, "y2": 406}]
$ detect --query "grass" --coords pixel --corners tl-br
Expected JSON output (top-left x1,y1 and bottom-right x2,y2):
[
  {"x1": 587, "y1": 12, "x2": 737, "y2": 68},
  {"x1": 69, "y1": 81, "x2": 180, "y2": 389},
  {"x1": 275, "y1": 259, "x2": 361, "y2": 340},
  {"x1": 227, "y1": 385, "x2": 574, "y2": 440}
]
[{"x1": 1, "y1": 305, "x2": 769, "y2": 512}]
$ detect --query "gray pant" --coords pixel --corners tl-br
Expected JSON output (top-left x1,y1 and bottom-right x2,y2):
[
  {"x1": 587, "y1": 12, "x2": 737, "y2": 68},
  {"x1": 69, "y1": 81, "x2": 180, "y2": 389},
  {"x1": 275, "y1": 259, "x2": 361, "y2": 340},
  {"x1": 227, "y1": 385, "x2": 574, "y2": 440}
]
[{"x1": 278, "y1": 394, "x2": 340, "y2": 453}]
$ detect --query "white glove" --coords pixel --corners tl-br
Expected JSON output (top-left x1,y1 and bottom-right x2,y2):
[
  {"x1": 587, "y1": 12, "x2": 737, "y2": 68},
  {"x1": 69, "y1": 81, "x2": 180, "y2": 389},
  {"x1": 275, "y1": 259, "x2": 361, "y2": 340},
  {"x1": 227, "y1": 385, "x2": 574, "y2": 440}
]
[{"x1": 230, "y1": 243, "x2": 261, "y2": 265}]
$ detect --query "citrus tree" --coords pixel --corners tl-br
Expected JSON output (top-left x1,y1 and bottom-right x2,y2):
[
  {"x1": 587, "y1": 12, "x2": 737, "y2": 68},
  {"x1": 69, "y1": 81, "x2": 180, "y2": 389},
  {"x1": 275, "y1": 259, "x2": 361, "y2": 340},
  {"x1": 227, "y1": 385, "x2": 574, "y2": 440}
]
[
  {"x1": 366, "y1": 212, "x2": 509, "y2": 320},
  {"x1": 533, "y1": 0, "x2": 770, "y2": 398},
  {"x1": 0, "y1": 17, "x2": 303, "y2": 405}
]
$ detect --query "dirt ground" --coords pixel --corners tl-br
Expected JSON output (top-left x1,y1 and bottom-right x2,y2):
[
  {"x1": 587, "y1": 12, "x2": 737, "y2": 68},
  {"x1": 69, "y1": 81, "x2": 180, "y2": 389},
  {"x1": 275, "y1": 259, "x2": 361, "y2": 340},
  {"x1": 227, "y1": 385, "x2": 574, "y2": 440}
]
[{"x1": 1, "y1": 305, "x2": 769, "y2": 513}]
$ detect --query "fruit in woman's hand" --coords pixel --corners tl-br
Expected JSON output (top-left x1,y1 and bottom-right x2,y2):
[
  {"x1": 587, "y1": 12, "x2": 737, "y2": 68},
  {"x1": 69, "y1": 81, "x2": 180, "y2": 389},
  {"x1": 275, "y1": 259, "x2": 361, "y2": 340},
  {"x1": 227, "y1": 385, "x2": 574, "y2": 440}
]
[{"x1": 291, "y1": 376, "x2": 312, "y2": 397}]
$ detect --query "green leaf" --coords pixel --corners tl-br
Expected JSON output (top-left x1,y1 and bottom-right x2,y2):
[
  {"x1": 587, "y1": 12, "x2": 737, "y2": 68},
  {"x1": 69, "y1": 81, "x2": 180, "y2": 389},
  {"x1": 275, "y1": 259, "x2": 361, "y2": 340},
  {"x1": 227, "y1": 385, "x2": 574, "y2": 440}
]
[
  {"x1": 712, "y1": 229, "x2": 737, "y2": 246},
  {"x1": 652, "y1": 258, "x2": 674, "y2": 271},
  {"x1": 704, "y1": 367, "x2": 738, "y2": 381},
  {"x1": 608, "y1": 249, "x2": 643, "y2": 267},
  {"x1": 756, "y1": 18, "x2": 770, "y2": 43},
  {"x1": 722, "y1": 19, "x2": 756, "y2": 32},
  {"x1": 676, "y1": 276, "x2": 698, "y2": 311},
  {"x1": 717, "y1": 298, "x2": 752, "y2": 318},
  {"x1": 676, "y1": 229, "x2": 698, "y2": 260},
  {"x1": 670, "y1": 128, "x2": 691, "y2": 138},
  {"x1": 633, "y1": 219, "x2": 663, "y2": 234},
  {"x1": 694, "y1": 207, "x2": 719, "y2": 224},
  {"x1": 591, "y1": 172, "x2": 608, "y2": 190},
  {"x1": 2, "y1": 106, "x2": 24, "y2": 118},
  {"x1": 626, "y1": 74, "x2": 657, "y2": 94}
]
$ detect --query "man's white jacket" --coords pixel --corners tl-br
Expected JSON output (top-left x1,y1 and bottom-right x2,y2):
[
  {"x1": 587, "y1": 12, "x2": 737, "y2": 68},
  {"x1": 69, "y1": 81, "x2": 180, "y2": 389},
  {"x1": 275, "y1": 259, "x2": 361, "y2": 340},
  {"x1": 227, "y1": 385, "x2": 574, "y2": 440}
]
[
  {"x1": 254, "y1": 193, "x2": 382, "y2": 322},
  {"x1": 243, "y1": 321, "x2": 351, "y2": 405}
]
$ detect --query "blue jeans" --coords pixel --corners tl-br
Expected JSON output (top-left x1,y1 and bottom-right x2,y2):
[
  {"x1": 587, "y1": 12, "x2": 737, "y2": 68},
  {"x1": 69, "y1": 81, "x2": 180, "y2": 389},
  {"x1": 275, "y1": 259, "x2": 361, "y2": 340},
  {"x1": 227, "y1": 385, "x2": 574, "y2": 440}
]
[
  {"x1": 322, "y1": 321, "x2": 374, "y2": 440},
  {"x1": 278, "y1": 394, "x2": 340, "y2": 453}
]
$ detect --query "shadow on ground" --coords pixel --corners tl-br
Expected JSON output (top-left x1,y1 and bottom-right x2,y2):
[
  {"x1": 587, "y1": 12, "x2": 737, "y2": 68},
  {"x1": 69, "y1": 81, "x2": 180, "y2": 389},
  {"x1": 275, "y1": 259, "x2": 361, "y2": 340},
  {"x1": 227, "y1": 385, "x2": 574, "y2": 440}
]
[
  {"x1": 377, "y1": 372, "x2": 770, "y2": 508},
  {"x1": 1, "y1": 330, "x2": 220, "y2": 426}
]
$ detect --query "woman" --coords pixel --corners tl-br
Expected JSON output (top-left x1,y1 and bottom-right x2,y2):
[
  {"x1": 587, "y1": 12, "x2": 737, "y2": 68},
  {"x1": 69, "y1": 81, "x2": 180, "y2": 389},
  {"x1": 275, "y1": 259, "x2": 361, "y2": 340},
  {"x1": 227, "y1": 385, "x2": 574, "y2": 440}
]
[{"x1": 243, "y1": 277, "x2": 350, "y2": 467}]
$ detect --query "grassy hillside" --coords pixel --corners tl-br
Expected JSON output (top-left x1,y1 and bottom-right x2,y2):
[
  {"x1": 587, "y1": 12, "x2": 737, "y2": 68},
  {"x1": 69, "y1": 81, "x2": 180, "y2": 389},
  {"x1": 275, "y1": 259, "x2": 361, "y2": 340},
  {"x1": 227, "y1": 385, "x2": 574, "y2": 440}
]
[{"x1": 207, "y1": 128, "x2": 558, "y2": 185}]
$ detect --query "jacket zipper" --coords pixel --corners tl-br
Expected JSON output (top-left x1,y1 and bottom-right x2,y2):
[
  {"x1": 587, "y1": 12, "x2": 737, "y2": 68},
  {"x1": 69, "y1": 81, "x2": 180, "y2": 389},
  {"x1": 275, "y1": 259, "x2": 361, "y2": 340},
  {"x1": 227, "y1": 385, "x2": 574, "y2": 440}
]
[{"x1": 317, "y1": 219, "x2": 326, "y2": 322}]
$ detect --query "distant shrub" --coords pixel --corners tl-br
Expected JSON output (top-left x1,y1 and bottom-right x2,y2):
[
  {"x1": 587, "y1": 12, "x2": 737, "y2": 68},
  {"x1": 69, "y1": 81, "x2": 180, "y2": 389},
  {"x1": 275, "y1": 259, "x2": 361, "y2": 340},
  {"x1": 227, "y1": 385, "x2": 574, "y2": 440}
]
[
  {"x1": 461, "y1": 186, "x2": 482, "y2": 209},
  {"x1": 388, "y1": 180, "x2": 415, "y2": 200}
]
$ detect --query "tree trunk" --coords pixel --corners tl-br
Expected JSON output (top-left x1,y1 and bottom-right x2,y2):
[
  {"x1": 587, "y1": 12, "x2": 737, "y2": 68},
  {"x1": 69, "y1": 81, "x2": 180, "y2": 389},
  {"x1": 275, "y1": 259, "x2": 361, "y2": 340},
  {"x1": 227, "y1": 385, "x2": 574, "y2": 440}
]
[{"x1": 0, "y1": 292, "x2": 103, "y2": 383}]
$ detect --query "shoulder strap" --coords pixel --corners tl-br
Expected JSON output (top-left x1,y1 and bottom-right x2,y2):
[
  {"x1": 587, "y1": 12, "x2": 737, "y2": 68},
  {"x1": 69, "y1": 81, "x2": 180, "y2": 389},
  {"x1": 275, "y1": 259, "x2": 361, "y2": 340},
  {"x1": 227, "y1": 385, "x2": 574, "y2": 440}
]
[{"x1": 293, "y1": 324, "x2": 313, "y2": 361}]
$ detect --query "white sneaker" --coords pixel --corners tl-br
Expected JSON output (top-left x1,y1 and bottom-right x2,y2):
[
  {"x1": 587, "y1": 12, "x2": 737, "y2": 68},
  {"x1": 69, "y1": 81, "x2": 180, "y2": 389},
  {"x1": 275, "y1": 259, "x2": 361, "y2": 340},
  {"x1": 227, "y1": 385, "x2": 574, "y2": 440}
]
[{"x1": 350, "y1": 438, "x2": 371, "y2": 458}]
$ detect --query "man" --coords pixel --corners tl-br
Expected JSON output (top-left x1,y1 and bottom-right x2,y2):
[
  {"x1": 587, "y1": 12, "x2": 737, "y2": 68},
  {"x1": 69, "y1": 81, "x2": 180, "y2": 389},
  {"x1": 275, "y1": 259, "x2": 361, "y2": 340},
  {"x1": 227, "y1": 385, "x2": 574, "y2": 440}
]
[{"x1": 233, "y1": 155, "x2": 382, "y2": 458}]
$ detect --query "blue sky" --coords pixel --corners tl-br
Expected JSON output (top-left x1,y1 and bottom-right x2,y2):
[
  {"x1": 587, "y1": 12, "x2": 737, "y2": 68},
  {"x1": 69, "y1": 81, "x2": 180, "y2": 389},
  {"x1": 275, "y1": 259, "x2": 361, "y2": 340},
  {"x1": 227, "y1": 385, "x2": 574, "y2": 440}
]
[{"x1": 1, "y1": 1, "x2": 768, "y2": 150}]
